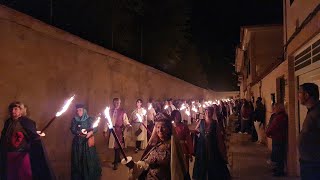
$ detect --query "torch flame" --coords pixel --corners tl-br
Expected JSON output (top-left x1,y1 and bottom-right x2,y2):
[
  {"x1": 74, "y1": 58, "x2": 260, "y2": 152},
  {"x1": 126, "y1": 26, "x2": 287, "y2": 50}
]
[
  {"x1": 92, "y1": 116, "x2": 101, "y2": 128},
  {"x1": 185, "y1": 109, "x2": 190, "y2": 116},
  {"x1": 136, "y1": 113, "x2": 143, "y2": 122},
  {"x1": 141, "y1": 108, "x2": 147, "y2": 116},
  {"x1": 192, "y1": 106, "x2": 198, "y2": 113},
  {"x1": 104, "y1": 106, "x2": 113, "y2": 129},
  {"x1": 55, "y1": 95, "x2": 75, "y2": 117},
  {"x1": 180, "y1": 103, "x2": 186, "y2": 110}
]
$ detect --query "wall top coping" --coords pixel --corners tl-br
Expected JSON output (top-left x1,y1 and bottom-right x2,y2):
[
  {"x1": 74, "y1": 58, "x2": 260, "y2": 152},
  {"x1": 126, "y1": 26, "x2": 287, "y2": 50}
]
[{"x1": 0, "y1": 5, "x2": 208, "y2": 92}]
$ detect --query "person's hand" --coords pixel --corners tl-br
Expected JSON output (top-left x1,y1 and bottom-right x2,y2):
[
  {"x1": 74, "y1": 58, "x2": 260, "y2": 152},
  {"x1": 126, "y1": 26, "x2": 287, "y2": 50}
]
[
  {"x1": 81, "y1": 129, "x2": 88, "y2": 135},
  {"x1": 86, "y1": 131, "x2": 93, "y2": 138},
  {"x1": 189, "y1": 155, "x2": 193, "y2": 162},
  {"x1": 36, "y1": 131, "x2": 46, "y2": 137}
]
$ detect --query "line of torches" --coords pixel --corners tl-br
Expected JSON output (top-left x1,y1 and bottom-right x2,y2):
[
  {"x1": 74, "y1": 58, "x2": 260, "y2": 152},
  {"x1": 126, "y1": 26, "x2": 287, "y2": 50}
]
[{"x1": 39, "y1": 95, "x2": 233, "y2": 162}]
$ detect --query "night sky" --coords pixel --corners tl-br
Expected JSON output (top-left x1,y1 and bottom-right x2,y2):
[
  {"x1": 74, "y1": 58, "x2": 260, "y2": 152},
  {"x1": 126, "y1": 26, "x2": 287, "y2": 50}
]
[
  {"x1": 191, "y1": 0, "x2": 283, "y2": 90},
  {"x1": 1, "y1": 0, "x2": 283, "y2": 91}
]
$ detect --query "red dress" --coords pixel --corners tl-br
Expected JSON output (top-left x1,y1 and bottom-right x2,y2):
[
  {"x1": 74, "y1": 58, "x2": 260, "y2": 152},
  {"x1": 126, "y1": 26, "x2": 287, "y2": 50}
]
[{"x1": 173, "y1": 122, "x2": 193, "y2": 172}]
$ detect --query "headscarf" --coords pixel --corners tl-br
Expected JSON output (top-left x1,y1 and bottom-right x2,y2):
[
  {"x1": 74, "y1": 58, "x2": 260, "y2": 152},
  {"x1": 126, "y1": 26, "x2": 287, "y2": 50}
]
[{"x1": 75, "y1": 107, "x2": 89, "y2": 122}]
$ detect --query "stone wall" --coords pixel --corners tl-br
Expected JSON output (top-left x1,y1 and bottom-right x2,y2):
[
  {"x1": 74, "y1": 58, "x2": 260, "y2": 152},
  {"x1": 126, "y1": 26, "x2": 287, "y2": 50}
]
[{"x1": 0, "y1": 6, "x2": 218, "y2": 179}]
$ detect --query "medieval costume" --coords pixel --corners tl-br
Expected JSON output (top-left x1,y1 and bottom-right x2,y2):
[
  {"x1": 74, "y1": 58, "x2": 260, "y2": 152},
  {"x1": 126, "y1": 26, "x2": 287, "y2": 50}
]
[
  {"x1": 129, "y1": 107, "x2": 148, "y2": 152},
  {"x1": 0, "y1": 102, "x2": 55, "y2": 180},
  {"x1": 147, "y1": 103, "x2": 156, "y2": 140},
  {"x1": 181, "y1": 103, "x2": 191, "y2": 125},
  {"x1": 193, "y1": 117, "x2": 230, "y2": 179},
  {"x1": 172, "y1": 110, "x2": 193, "y2": 174},
  {"x1": 103, "y1": 104, "x2": 129, "y2": 170},
  {"x1": 123, "y1": 113, "x2": 189, "y2": 180},
  {"x1": 70, "y1": 105, "x2": 101, "y2": 180}
]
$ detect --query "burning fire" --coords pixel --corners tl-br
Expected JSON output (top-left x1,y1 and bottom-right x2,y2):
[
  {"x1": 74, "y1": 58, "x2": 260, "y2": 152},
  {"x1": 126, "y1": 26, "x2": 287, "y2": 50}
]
[
  {"x1": 104, "y1": 106, "x2": 113, "y2": 129},
  {"x1": 55, "y1": 95, "x2": 75, "y2": 117},
  {"x1": 92, "y1": 116, "x2": 101, "y2": 128},
  {"x1": 180, "y1": 103, "x2": 186, "y2": 110}
]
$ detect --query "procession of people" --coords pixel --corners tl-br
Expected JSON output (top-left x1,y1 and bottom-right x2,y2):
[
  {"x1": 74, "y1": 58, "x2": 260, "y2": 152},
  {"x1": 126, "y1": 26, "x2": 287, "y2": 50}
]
[
  {"x1": 0, "y1": 95, "x2": 236, "y2": 180},
  {"x1": 5, "y1": 84, "x2": 319, "y2": 180}
]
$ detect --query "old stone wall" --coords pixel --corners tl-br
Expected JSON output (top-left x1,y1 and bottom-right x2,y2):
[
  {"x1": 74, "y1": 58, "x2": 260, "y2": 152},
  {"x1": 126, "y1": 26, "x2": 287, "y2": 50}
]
[{"x1": 0, "y1": 6, "x2": 219, "y2": 179}]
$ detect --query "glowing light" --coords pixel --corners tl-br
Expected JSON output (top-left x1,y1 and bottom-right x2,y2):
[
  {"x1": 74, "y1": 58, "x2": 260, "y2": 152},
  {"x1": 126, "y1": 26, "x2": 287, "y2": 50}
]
[
  {"x1": 192, "y1": 106, "x2": 198, "y2": 113},
  {"x1": 55, "y1": 95, "x2": 75, "y2": 117},
  {"x1": 104, "y1": 106, "x2": 113, "y2": 129},
  {"x1": 92, "y1": 116, "x2": 101, "y2": 128},
  {"x1": 148, "y1": 104, "x2": 152, "y2": 110},
  {"x1": 141, "y1": 108, "x2": 147, "y2": 116},
  {"x1": 164, "y1": 105, "x2": 169, "y2": 110},
  {"x1": 180, "y1": 103, "x2": 186, "y2": 110},
  {"x1": 136, "y1": 113, "x2": 143, "y2": 122},
  {"x1": 185, "y1": 109, "x2": 190, "y2": 116}
]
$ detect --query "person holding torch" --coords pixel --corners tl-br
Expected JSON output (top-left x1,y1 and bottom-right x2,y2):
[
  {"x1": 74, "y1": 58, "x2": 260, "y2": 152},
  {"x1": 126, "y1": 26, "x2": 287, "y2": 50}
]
[
  {"x1": 103, "y1": 98, "x2": 130, "y2": 170},
  {"x1": 129, "y1": 99, "x2": 148, "y2": 153},
  {"x1": 0, "y1": 101, "x2": 55, "y2": 180},
  {"x1": 70, "y1": 104, "x2": 102, "y2": 180}
]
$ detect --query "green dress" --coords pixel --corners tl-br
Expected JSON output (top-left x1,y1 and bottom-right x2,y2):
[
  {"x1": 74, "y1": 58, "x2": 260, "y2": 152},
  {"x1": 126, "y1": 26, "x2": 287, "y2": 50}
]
[{"x1": 70, "y1": 117, "x2": 102, "y2": 180}]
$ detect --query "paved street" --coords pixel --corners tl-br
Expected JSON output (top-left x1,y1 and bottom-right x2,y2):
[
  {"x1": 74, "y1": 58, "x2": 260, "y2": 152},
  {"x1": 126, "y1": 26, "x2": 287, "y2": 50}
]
[{"x1": 100, "y1": 131, "x2": 300, "y2": 180}]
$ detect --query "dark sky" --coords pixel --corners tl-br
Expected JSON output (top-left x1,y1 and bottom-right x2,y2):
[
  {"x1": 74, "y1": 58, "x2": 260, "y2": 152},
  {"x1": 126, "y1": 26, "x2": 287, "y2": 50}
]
[
  {"x1": 191, "y1": 0, "x2": 283, "y2": 90},
  {"x1": 1, "y1": 0, "x2": 283, "y2": 91}
]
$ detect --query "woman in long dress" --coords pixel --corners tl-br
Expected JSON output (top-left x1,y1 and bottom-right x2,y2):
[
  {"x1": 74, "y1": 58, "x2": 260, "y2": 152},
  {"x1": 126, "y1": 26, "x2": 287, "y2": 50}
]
[
  {"x1": 70, "y1": 104, "x2": 101, "y2": 180},
  {"x1": 193, "y1": 106, "x2": 230, "y2": 180}
]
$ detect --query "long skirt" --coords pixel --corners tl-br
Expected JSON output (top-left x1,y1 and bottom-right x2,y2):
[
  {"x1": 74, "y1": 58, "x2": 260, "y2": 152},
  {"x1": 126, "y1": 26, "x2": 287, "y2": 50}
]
[
  {"x1": 71, "y1": 136, "x2": 101, "y2": 180},
  {"x1": 7, "y1": 152, "x2": 32, "y2": 180}
]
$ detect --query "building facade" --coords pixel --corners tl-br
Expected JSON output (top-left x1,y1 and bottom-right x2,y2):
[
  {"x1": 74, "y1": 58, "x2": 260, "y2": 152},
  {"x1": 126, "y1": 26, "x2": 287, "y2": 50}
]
[{"x1": 236, "y1": 0, "x2": 320, "y2": 176}]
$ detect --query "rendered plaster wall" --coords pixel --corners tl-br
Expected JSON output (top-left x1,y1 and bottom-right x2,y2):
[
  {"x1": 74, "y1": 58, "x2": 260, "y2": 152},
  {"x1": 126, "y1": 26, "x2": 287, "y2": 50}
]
[{"x1": 0, "y1": 6, "x2": 215, "y2": 179}]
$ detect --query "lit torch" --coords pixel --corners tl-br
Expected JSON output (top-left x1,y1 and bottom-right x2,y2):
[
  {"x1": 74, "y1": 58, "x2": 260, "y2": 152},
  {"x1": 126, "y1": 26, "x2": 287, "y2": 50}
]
[
  {"x1": 180, "y1": 103, "x2": 186, "y2": 111},
  {"x1": 104, "y1": 106, "x2": 129, "y2": 162},
  {"x1": 192, "y1": 105, "x2": 198, "y2": 113},
  {"x1": 81, "y1": 115, "x2": 101, "y2": 135},
  {"x1": 40, "y1": 95, "x2": 75, "y2": 133},
  {"x1": 136, "y1": 111, "x2": 151, "y2": 136},
  {"x1": 185, "y1": 108, "x2": 190, "y2": 116}
]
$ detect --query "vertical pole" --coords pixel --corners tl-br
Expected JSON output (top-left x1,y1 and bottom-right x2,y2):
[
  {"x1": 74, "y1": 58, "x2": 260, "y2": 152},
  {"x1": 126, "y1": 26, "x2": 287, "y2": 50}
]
[{"x1": 140, "y1": 23, "x2": 143, "y2": 60}]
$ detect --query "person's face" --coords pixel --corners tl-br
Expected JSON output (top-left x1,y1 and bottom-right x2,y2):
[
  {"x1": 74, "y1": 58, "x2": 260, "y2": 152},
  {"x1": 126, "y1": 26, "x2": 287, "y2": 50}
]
[
  {"x1": 205, "y1": 109, "x2": 209, "y2": 119},
  {"x1": 298, "y1": 87, "x2": 309, "y2": 105},
  {"x1": 174, "y1": 113, "x2": 181, "y2": 123},
  {"x1": 113, "y1": 100, "x2": 121, "y2": 109},
  {"x1": 76, "y1": 108, "x2": 84, "y2": 117},
  {"x1": 136, "y1": 101, "x2": 142, "y2": 108},
  {"x1": 169, "y1": 101, "x2": 173, "y2": 105},
  {"x1": 156, "y1": 122, "x2": 170, "y2": 141},
  {"x1": 12, "y1": 107, "x2": 22, "y2": 119}
]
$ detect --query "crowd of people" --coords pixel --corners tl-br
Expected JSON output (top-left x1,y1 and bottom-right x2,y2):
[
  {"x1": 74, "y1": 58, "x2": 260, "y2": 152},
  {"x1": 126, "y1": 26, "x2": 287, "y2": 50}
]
[
  {"x1": 0, "y1": 82, "x2": 319, "y2": 180},
  {"x1": 0, "y1": 97, "x2": 234, "y2": 180}
]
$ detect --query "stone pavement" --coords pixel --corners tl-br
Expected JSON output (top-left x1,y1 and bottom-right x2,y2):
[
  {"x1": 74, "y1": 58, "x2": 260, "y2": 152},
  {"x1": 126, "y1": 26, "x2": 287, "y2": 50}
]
[
  {"x1": 228, "y1": 134, "x2": 299, "y2": 180},
  {"x1": 100, "y1": 123, "x2": 300, "y2": 180},
  {"x1": 100, "y1": 147, "x2": 144, "y2": 179}
]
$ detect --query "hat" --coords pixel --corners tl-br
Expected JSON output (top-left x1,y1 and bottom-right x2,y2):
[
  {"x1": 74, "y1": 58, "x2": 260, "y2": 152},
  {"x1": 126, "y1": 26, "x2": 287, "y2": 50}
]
[
  {"x1": 154, "y1": 112, "x2": 170, "y2": 122},
  {"x1": 75, "y1": 104, "x2": 85, "y2": 109}
]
